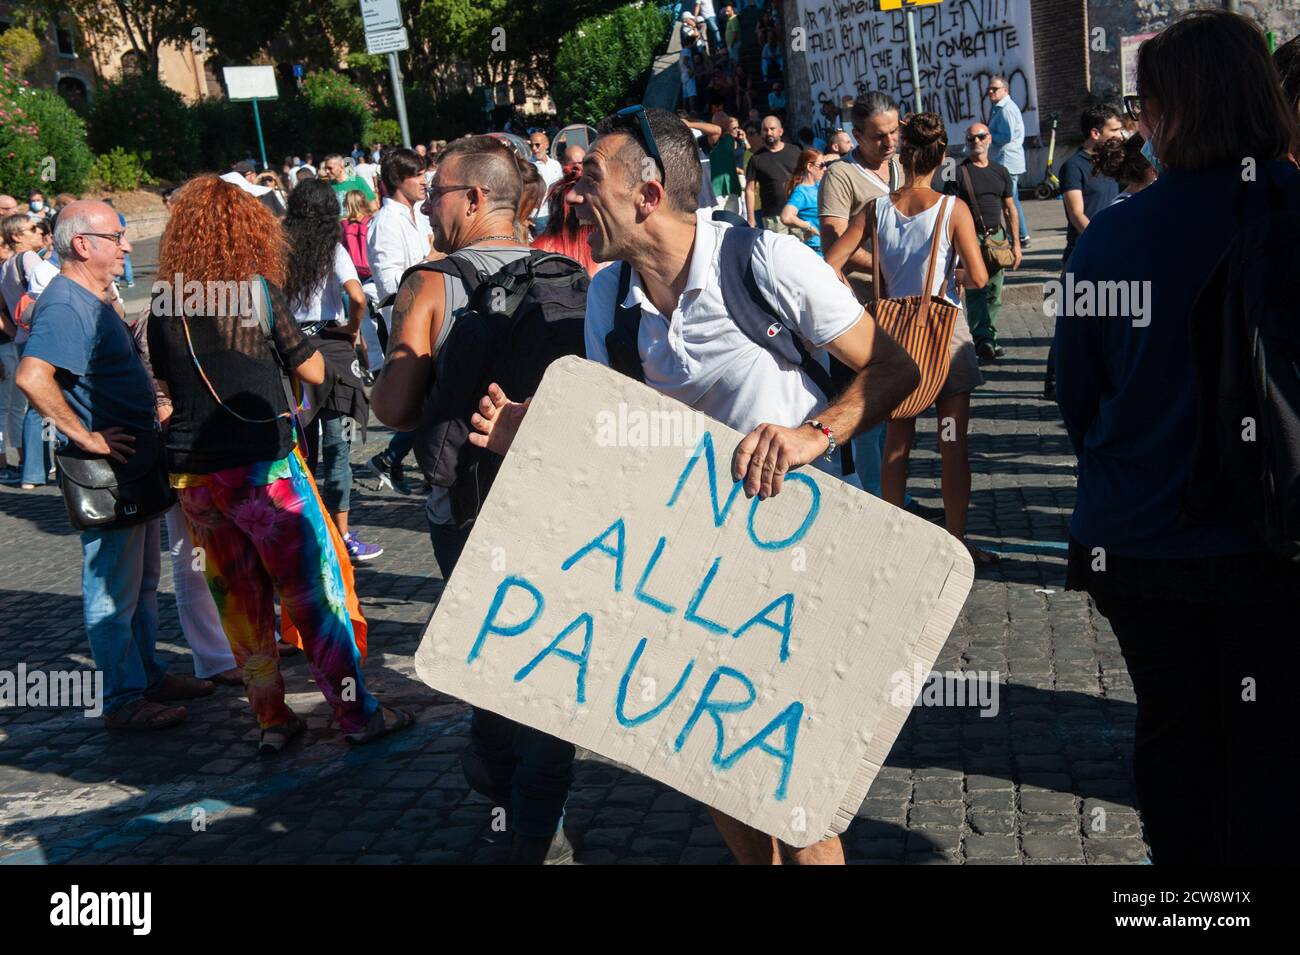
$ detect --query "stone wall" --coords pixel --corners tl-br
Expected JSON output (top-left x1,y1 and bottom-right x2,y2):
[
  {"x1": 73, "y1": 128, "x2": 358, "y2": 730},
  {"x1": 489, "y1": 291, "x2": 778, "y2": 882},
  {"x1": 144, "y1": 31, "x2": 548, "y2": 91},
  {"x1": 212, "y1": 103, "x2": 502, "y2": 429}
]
[{"x1": 1087, "y1": 0, "x2": 1300, "y2": 102}]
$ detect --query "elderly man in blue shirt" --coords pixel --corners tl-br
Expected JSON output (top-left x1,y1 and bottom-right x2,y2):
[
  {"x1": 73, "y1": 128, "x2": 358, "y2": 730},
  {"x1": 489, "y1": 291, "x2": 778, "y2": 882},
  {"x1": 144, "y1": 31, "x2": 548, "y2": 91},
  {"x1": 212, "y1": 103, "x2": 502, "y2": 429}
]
[{"x1": 986, "y1": 76, "x2": 1031, "y2": 247}]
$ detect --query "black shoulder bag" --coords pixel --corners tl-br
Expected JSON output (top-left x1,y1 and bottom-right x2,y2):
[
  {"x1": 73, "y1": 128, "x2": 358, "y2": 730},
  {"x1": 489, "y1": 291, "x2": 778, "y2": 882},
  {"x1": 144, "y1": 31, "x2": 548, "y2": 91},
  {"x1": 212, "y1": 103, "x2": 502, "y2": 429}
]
[{"x1": 56, "y1": 301, "x2": 176, "y2": 530}]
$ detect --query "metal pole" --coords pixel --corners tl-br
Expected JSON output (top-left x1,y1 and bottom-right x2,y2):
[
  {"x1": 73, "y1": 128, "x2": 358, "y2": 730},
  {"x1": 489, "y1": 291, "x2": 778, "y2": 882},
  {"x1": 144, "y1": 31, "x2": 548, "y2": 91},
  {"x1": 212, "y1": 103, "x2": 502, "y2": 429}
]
[
  {"x1": 251, "y1": 98, "x2": 268, "y2": 171},
  {"x1": 904, "y1": 6, "x2": 923, "y2": 114},
  {"x1": 388, "y1": 52, "x2": 412, "y2": 148},
  {"x1": 1224, "y1": 1, "x2": 1240, "y2": 13}
]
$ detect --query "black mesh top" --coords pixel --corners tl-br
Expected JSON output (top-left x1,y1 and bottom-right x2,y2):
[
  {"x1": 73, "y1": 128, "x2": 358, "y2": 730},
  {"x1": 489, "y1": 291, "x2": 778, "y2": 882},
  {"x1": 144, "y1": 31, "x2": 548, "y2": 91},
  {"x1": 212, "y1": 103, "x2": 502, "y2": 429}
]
[{"x1": 145, "y1": 280, "x2": 316, "y2": 474}]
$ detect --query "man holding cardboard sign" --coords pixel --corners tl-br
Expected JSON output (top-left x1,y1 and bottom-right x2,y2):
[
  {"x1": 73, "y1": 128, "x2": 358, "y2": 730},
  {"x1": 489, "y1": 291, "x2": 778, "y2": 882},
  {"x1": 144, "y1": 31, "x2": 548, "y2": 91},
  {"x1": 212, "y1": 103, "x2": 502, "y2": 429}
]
[{"x1": 459, "y1": 107, "x2": 927, "y2": 864}]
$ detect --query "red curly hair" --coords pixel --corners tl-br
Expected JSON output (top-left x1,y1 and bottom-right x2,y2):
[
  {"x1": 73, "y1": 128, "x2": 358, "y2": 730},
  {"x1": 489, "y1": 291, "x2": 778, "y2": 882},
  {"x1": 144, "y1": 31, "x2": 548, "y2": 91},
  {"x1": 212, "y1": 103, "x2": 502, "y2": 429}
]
[{"x1": 157, "y1": 175, "x2": 287, "y2": 287}]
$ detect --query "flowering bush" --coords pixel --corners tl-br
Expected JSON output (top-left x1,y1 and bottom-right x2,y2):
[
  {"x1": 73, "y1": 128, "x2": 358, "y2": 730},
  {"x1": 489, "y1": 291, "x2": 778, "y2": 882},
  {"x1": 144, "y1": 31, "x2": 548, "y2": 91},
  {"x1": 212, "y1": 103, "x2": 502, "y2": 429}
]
[
  {"x1": 0, "y1": 65, "x2": 49, "y2": 196},
  {"x1": 0, "y1": 66, "x2": 90, "y2": 195},
  {"x1": 88, "y1": 73, "x2": 198, "y2": 181},
  {"x1": 553, "y1": 2, "x2": 672, "y2": 125},
  {"x1": 300, "y1": 70, "x2": 372, "y2": 156}
]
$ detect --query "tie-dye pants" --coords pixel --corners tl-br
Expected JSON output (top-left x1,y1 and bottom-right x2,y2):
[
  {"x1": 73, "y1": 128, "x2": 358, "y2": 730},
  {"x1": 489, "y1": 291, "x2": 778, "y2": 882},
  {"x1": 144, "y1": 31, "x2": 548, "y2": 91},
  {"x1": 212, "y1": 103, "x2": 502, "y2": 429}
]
[{"x1": 176, "y1": 452, "x2": 377, "y2": 732}]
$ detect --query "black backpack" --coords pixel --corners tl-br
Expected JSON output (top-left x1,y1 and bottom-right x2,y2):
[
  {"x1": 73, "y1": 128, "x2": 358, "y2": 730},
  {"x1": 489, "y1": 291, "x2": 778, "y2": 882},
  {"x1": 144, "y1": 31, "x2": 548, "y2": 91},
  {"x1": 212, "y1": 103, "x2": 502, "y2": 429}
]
[
  {"x1": 414, "y1": 250, "x2": 589, "y2": 526},
  {"x1": 604, "y1": 220, "x2": 856, "y2": 474},
  {"x1": 1185, "y1": 178, "x2": 1300, "y2": 562}
]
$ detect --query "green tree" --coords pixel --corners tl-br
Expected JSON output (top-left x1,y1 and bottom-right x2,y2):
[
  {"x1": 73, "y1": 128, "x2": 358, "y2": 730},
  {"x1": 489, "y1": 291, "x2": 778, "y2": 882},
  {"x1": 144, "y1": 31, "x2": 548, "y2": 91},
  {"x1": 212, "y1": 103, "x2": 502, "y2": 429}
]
[
  {"x1": 0, "y1": 26, "x2": 45, "y2": 78},
  {"x1": 13, "y1": 1, "x2": 202, "y2": 79}
]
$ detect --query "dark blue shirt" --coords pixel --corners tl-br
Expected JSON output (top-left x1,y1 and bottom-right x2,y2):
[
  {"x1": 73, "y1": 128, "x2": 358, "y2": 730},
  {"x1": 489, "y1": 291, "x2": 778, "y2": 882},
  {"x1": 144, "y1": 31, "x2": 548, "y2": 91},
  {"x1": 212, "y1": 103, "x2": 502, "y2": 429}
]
[
  {"x1": 1059, "y1": 147, "x2": 1119, "y2": 263},
  {"x1": 1054, "y1": 160, "x2": 1299, "y2": 560},
  {"x1": 22, "y1": 275, "x2": 156, "y2": 434}
]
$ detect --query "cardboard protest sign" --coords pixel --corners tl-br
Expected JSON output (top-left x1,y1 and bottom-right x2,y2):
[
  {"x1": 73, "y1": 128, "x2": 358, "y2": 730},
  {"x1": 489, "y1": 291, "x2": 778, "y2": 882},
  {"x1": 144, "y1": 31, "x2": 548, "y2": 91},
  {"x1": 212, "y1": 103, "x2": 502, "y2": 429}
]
[{"x1": 415, "y1": 357, "x2": 974, "y2": 847}]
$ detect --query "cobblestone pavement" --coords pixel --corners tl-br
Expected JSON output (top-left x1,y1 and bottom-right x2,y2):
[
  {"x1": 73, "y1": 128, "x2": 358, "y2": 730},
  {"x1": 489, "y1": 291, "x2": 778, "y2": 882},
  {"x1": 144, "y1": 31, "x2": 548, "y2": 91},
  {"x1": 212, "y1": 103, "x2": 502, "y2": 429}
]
[{"x1": 0, "y1": 205, "x2": 1147, "y2": 865}]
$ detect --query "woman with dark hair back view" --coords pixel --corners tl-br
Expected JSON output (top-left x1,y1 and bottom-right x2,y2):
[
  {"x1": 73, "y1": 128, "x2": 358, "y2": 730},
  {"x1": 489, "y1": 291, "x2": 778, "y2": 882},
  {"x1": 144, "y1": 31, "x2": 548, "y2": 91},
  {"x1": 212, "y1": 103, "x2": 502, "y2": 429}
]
[
  {"x1": 1055, "y1": 9, "x2": 1300, "y2": 864},
  {"x1": 825, "y1": 112, "x2": 991, "y2": 564},
  {"x1": 282, "y1": 178, "x2": 383, "y2": 563},
  {"x1": 147, "y1": 176, "x2": 411, "y2": 753}
]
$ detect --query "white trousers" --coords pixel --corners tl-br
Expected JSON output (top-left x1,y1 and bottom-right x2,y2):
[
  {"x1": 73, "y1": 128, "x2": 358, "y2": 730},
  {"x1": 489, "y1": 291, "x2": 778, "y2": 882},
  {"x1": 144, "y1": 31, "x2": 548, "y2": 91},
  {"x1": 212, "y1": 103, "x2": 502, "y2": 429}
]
[{"x1": 164, "y1": 504, "x2": 238, "y2": 678}]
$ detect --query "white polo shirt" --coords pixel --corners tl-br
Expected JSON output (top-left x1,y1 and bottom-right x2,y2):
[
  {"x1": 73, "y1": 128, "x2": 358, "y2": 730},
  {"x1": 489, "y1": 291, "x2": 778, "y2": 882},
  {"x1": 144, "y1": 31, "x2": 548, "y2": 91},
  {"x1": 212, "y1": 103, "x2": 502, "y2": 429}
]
[
  {"x1": 584, "y1": 210, "x2": 864, "y2": 470},
  {"x1": 367, "y1": 196, "x2": 433, "y2": 320}
]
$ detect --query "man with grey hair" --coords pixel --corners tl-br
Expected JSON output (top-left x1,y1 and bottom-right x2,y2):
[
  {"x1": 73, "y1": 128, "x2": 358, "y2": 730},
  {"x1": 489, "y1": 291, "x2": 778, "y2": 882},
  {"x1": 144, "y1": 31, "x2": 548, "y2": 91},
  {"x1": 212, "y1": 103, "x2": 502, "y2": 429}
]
[
  {"x1": 986, "y1": 74, "x2": 1031, "y2": 247},
  {"x1": 0, "y1": 195, "x2": 18, "y2": 218},
  {"x1": 16, "y1": 200, "x2": 214, "y2": 730}
]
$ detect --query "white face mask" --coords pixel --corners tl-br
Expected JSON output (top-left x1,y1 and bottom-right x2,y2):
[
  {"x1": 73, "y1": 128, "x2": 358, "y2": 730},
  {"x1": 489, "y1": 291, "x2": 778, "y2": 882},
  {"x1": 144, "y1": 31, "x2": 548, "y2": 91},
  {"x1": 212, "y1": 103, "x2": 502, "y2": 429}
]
[{"x1": 30, "y1": 201, "x2": 44, "y2": 212}]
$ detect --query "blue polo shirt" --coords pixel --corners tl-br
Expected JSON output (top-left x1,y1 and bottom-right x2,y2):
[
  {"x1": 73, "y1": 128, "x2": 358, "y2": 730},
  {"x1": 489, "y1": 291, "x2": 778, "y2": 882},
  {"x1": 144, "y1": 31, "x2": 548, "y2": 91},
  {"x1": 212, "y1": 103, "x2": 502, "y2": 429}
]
[
  {"x1": 1054, "y1": 160, "x2": 1299, "y2": 560},
  {"x1": 22, "y1": 275, "x2": 156, "y2": 435}
]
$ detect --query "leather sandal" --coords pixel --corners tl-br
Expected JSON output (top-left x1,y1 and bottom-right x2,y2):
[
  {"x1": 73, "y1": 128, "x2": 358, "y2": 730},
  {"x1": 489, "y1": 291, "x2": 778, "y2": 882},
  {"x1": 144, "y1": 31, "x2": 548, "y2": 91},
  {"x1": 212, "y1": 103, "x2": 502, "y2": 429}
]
[
  {"x1": 104, "y1": 699, "x2": 187, "y2": 731},
  {"x1": 144, "y1": 673, "x2": 215, "y2": 702}
]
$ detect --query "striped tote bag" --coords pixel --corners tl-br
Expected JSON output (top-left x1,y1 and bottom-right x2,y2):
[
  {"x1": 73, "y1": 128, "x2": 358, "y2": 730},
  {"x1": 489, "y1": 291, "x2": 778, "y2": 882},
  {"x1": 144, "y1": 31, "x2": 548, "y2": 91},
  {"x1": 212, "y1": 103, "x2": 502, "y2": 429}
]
[{"x1": 869, "y1": 195, "x2": 960, "y2": 420}]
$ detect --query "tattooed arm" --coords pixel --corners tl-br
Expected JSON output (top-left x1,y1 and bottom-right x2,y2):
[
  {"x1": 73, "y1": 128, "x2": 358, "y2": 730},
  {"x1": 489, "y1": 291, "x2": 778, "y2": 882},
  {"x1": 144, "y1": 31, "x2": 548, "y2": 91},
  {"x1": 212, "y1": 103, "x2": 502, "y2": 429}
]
[{"x1": 370, "y1": 268, "x2": 445, "y2": 432}]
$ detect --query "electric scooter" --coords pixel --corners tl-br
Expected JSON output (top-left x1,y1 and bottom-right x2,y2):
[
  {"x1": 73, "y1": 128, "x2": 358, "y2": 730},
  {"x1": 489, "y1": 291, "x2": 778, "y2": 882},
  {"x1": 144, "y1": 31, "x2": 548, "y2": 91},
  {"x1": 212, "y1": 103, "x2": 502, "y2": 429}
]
[{"x1": 1035, "y1": 112, "x2": 1061, "y2": 199}]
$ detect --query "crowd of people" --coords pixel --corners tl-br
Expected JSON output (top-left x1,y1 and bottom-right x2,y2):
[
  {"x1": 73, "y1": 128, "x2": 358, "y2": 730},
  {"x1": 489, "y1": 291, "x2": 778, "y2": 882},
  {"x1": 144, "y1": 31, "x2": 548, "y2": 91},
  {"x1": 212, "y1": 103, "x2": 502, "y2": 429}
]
[{"x1": 1, "y1": 7, "x2": 1297, "y2": 866}]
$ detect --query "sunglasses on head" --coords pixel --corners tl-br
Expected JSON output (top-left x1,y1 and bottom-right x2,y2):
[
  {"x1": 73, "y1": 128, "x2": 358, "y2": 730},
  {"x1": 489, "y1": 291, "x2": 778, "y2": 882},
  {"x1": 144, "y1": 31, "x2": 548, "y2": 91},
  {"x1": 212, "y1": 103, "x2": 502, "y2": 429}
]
[{"x1": 615, "y1": 105, "x2": 666, "y2": 185}]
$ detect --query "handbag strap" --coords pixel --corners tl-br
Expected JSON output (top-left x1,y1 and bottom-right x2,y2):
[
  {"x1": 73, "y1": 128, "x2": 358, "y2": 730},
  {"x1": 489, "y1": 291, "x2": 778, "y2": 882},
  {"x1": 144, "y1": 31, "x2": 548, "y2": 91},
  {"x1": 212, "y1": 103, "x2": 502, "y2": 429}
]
[
  {"x1": 869, "y1": 197, "x2": 882, "y2": 302},
  {"x1": 917, "y1": 197, "x2": 952, "y2": 325},
  {"x1": 959, "y1": 164, "x2": 990, "y2": 234},
  {"x1": 871, "y1": 195, "x2": 951, "y2": 325},
  {"x1": 178, "y1": 276, "x2": 294, "y2": 425}
]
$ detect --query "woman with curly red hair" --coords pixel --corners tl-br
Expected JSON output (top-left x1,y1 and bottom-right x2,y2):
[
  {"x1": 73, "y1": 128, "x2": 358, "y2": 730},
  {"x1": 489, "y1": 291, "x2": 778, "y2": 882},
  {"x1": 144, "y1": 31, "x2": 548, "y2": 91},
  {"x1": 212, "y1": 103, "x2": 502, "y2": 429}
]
[{"x1": 147, "y1": 175, "x2": 411, "y2": 753}]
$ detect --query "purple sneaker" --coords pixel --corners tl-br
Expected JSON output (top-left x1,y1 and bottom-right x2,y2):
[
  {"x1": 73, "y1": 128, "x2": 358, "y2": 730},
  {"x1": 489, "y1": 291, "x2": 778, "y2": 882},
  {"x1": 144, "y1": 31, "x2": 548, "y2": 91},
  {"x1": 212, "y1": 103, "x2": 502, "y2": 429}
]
[{"x1": 344, "y1": 532, "x2": 383, "y2": 562}]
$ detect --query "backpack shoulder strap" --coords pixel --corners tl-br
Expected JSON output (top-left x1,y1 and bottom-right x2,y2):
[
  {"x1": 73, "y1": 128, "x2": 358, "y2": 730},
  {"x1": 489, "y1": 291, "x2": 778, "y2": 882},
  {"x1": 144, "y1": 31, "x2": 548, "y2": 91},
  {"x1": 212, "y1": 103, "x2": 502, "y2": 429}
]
[
  {"x1": 605, "y1": 261, "x2": 645, "y2": 382},
  {"x1": 380, "y1": 254, "x2": 485, "y2": 310},
  {"x1": 719, "y1": 226, "x2": 838, "y2": 402}
]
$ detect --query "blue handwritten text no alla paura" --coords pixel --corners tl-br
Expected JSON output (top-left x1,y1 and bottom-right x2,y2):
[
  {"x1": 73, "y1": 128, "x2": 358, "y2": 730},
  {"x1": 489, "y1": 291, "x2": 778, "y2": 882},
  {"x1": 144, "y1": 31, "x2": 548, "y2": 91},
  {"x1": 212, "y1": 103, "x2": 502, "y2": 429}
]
[{"x1": 466, "y1": 431, "x2": 822, "y2": 801}]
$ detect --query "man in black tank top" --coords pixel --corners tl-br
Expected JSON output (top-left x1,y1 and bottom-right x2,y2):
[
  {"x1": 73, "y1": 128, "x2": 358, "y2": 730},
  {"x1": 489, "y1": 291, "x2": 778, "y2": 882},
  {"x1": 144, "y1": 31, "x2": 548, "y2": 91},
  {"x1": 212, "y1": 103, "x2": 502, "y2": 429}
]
[{"x1": 370, "y1": 135, "x2": 576, "y2": 865}]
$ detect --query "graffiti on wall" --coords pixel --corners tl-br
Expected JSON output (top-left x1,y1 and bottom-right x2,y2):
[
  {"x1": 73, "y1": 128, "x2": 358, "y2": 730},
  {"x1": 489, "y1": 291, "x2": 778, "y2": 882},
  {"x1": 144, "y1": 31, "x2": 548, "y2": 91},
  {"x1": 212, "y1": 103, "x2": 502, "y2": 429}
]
[{"x1": 798, "y1": 0, "x2": 1040, "y2": 142}]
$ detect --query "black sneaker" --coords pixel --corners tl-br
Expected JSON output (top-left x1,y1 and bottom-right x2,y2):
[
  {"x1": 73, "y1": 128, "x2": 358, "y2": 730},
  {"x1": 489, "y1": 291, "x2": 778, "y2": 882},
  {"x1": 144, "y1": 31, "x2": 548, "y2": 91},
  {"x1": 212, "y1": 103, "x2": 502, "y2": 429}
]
[
  {"x1": 975, "y1": 340, "x2": 997, "y2": 364},
  {"x1": 1020, "y1": 236, "x2": 1032, "y2": 249},
  {"x1": 1043, "y1": 377, "x2": 1057, "y2": 401},
  {"x1": 365, "y1": 453, "x2": 395, "y2": 490}
]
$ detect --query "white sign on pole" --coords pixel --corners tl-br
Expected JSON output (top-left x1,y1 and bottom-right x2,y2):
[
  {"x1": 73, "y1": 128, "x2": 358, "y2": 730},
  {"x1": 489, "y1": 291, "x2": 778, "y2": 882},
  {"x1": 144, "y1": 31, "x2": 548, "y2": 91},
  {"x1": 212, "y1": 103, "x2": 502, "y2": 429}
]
[
  {"x1": 222, "y1": 65, "x2": 278, "y2": 102},
  {"x1": 359, "y1": 0, "x2": 403, "y2": 34},
  {"x1": 414, "y1": 357, "x2": 975, "y2": 847},
  {"x1": 366, "y1": 27, "x2": 410, "y2": 55},
  {"x1": 796, "y1": 0, "x2": 1041, "y2": 143}
]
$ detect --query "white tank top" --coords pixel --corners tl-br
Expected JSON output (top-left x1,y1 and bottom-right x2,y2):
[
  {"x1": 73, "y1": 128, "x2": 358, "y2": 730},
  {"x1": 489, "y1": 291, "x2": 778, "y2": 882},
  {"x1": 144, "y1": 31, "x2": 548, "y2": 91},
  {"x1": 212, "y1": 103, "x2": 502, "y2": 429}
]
[{"x1": 874, "y1": 194, "x2": 960, "y2": 306}]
